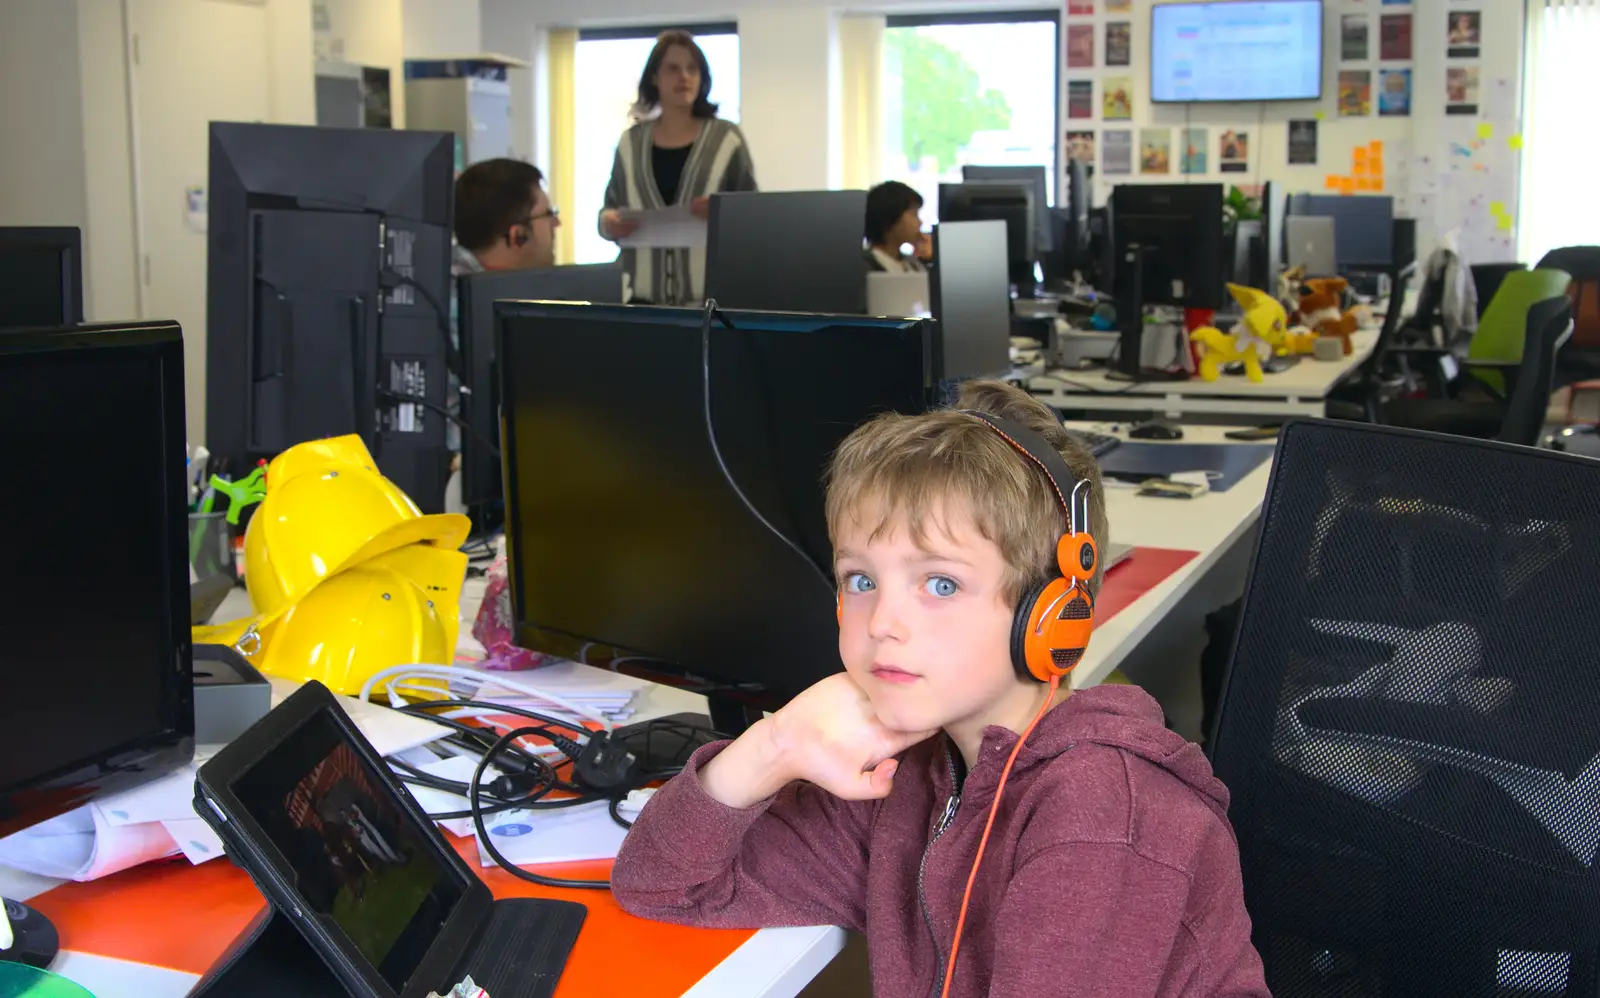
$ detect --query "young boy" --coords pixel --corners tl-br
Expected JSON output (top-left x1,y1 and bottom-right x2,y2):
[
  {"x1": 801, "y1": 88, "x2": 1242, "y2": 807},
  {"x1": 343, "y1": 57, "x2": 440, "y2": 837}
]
[{"x1": 612, "y1": 380, "x2": 1268, "y2": 998}]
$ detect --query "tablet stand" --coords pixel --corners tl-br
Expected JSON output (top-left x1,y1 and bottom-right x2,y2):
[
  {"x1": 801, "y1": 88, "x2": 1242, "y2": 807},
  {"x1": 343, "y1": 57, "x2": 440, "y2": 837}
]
[{"x1": 189, "y1": 904, "x2": 349, "y2": 997}]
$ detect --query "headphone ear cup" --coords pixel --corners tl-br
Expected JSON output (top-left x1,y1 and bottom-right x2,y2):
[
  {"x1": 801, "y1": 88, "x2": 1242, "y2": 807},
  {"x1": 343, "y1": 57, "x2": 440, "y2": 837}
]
[
  {"x1": 1017, "y1": 578, "x2": 1095, "y2": 682},
  {"x1": 1010, "y1": 578, "x2": 1053, "y2": 680}
]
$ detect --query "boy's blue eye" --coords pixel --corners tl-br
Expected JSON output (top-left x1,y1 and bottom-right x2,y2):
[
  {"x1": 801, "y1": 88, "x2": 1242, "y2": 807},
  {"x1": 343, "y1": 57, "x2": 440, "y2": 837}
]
[
  {"x1": 842, "y1": 572, "x2": 875, "y2": 593},
  {"x1": 925, "y1": 576, "x2": 959, "y2": 598}
]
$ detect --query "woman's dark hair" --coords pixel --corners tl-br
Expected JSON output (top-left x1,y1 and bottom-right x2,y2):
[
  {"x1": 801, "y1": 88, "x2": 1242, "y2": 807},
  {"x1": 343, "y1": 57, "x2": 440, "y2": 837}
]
[
  {"x1": 865, "y1": 181, "x2": 924, "y2": 246},
  {"x1": 634, "y1": 31, "x2": 718, "y2": 120}
]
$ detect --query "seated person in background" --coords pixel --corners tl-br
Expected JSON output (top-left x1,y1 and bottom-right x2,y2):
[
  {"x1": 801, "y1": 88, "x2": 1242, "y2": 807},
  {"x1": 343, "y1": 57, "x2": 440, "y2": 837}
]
[
  {"x1": 453, "y1": 158, "x2": 560, "y2": 274},
  {"x1": 865, "y1": 180, "x2": 933, "y2": 273},
  {"x1": 612, "y1": 380, "x2": 1269, "y2": 998}
]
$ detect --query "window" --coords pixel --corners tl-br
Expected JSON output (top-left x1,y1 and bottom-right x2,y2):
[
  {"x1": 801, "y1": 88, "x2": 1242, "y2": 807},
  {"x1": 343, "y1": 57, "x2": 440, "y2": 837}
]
[
  {"x1": 881, "y1": 12, "x2": 1060, "y2": 222},
  {"x1": 572, "y1": 25, "x2": 740, "y2": 265},
  {"x1": 1519, "y1": 0, "x2": 1600, "y2": 264}
]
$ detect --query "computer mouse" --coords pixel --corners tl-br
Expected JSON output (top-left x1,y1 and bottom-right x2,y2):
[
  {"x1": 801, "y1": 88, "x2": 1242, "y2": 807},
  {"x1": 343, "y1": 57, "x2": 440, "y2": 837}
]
[{"x1": 1130, "y1": 419, "x2": 1184, "y2": 441}]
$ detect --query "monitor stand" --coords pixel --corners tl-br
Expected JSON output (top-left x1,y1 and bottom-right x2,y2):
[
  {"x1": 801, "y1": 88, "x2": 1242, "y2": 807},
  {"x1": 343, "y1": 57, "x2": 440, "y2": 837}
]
[
  {"x1": 0, "y1": 898, "x2": 59, "y2": 969},
  {"x1": 1105, "y1": 245, "x2": 1187, "y2": 384}
]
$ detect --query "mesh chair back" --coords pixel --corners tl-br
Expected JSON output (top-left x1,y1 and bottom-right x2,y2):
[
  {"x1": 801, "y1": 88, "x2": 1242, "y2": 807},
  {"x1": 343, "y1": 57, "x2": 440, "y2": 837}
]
[
  {"x1": 1497, "y1": 297, "x2": 1572, "y2": 446},
  {"x1": 1210, "y1": 419, "x2": 1600, "y2": 996}
]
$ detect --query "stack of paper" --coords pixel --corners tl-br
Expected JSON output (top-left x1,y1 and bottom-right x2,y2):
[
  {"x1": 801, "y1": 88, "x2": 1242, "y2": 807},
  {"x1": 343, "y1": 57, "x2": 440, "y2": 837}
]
[
  {"x1": 442, "y1": 663, "x2": 645, "y2": 726},
  {"x1": 0, "y1": 679, "x2": 447, "y2": 882}
]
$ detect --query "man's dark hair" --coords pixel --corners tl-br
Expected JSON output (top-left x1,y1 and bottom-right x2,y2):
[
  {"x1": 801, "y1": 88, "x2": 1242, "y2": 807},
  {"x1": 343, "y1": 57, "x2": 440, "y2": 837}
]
[
  {"x1": 454, "y1": 158, "x2": 544, "y2": 252},
  {"x1": 865, "y1": 181, "x2": 924, "y2": 246},
  {"x1": 634, "y1": 30, "x2": 719, "y2": 120}
]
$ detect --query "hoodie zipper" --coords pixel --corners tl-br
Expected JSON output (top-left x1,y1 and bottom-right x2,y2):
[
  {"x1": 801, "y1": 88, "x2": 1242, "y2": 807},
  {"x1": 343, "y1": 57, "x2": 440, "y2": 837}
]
[{"x1": 917, "y1": 746, "x2": 960, "y2": 998}]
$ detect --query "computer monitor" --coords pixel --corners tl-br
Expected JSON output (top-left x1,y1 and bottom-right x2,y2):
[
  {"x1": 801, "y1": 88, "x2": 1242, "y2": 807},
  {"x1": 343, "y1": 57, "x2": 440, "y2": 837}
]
[
  {"x1": 930, "y1": 220, "x2": 1011, "y2": 380},
  {"x1": 962, "y1": 165, "x2": 1054, "y2": 255},
  {"x1": 0, "y1": 227, "x2": 83, "y2": 328},
  {"x1": 1110, "y1": 183, "x2": 1225, "y2": 377},
  {"x1": 496, "y1": 302, "x2": 934, "y2": 728},
  {"x1": 938, "y1": 182, "x2": 1038, "y2": 295},
  {"x1": 705, "y1": 190, "x2": 868, "y2": 314},
  {"x1": 0, "y1": 321, "x2": 194, "y2": 838},
  {"x1": 1289, "y1": 193, "x2": 1395, "y2": 271},
  {"x1": 206, "y1": 122, "x2": 455, "y2": 513},
  {"x1": 1042, "y1": 160, "x2": 1093, "y2": 288},
  {"x1": 1259, "y1": 179, "x2": 1285, "y2": 290},
  {"x1": 456, "y1": 263, "x2": 624, "y2": 515}
]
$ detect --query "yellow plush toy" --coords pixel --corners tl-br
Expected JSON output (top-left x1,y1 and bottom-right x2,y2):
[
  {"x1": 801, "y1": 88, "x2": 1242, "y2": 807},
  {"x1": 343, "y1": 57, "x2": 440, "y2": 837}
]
[{"x1": 1190, "y1": 283, "x2": 1288, "y2": 383}]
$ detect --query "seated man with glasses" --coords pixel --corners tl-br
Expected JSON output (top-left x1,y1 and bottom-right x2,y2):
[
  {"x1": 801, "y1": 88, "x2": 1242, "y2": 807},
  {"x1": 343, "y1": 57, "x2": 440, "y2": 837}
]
[{"x1": 453, "y1": 158, "x2": 562, "y2": 273}]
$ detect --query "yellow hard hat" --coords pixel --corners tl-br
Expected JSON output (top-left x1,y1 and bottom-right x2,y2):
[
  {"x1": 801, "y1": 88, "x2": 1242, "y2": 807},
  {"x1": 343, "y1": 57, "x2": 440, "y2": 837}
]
[
  {"x1": 201, "y1": 543, "x2": 468, "y2": 696},
  {"x1": 244, "y1": 435, "x2": 470, "y2": 619}
]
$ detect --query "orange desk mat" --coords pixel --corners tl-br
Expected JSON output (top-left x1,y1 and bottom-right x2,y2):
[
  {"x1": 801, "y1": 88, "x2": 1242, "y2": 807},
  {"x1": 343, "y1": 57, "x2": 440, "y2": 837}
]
[{"x1": 29, "y1": 546, "x2": 1195, "y2": 990}]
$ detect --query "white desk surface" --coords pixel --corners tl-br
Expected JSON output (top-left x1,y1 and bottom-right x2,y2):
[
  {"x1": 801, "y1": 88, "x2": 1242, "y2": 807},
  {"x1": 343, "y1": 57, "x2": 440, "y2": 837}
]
[
  {"x1": 1070, "y1": 422, "x2": 1273, "y2": 689},
  {"x1": 1030, "y1": 329, "x2": 1377, "y2": 418}
]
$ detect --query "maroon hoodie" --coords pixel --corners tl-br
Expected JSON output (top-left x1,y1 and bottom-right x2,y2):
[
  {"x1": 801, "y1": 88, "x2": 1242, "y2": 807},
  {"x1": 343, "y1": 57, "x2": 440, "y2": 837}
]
[{"x1": 613, "y1": 684, "x2": 1269, "y2": 998}]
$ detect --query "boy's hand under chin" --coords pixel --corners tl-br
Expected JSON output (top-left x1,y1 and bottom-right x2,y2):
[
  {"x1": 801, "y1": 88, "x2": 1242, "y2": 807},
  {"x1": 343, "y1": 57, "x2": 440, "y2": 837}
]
[{"x1": 699, "y1": 673, "x2": 938, "y2": 809}]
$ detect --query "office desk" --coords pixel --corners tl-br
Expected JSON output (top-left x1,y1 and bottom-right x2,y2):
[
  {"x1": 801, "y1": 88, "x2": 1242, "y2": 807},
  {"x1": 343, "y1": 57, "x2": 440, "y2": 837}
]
[
  {"x1": 1030, "y1": 329, "x2": 1378, "y2": 420},
  {"x1": 0, "y1": 636, "x2": 845, "y2": 998},
  {"x1": 1070, "y1": 423, "x2": 1274, "y2": 690}
]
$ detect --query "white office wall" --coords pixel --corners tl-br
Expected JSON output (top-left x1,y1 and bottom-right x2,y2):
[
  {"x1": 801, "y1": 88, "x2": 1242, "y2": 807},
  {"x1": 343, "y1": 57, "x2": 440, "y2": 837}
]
[
  {"x1": 737, "y1": 6, "x2": 841, "y2": 191},
  {"x1": 77, "y1": 1, "x2": 141, "y2": 323},
  {"x1": 0, "y1": 3, "x2": 91, "y2": 234},
  {"x1": 481, "y1": 0, "x2": 540, "y2": 161},
  {"x1": 402, "y1": 0, "x2": 482, "y2": 57}
]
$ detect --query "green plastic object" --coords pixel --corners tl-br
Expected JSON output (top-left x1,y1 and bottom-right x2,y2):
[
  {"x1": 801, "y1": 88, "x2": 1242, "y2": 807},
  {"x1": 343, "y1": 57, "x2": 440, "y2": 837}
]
[
  {"x1": 0, "y1": 962, "x2": 95, "y2": 996},
  {"x1": 210, "y1": 467, "x2": 267, "y2": 526},
  {"x1": 1467, "y1": 267, "x2": 1573, "y2": 392}
]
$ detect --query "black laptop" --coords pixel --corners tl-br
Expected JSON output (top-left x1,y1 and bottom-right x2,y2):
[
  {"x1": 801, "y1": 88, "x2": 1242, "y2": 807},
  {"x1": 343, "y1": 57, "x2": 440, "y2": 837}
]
[{"x1": 193, "y1": 681, "x2": 585, "y2": 998}]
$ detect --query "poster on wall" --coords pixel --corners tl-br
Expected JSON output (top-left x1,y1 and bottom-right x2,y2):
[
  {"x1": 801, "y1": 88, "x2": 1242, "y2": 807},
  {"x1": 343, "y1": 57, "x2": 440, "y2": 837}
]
[
  {"x1": 1068, "y1": 80, "x2": 1094, "y2": 119},
  {"x1": 1066, "y1": 130, "x2": 1097, "y2": 166},
  {"x1": 1341, "y1": 15, "x2": 1369, "y2": 61},
  {"x1": 1105, "y1": 0, "x2": 1131, "y2": 11},
  {"x1": 1068, "y1": 25, "x2": 1095, "y2": 68},
  {"x1": 1068, "y1": 0, "x2": 1094, "y2": 14},
  {"x1": 1448, "y1": 11, "x2": 1481, "y2": 58},
  {"x1": 1181, "y1": 128, "x2": 1208, "y2": 174},
  {"x1": 1339, "y1": 70, "x2": 1373, "y2": 116},
  {"x1": 1379, "y1": 69, "x2": 1413, "y2": 116},
  {"x1": 1140, "y1": 129, "x2": 1172, "y2": 175},
  {"x1": 1380, "y1": 14, "x2": 1412, "y2": 60},
  {"x1": 1103, "y1": 77, "x2": 1133, "y2": 119},
  {"x1": 1288, "y1": 119, "x2": 1318, "y2": 165},
  {"x1": 1446, "y1": 66, "x2": 1480, "y2": 114},
  {"x1": 1102, "y1": 129, "x2": 1133, "y2": 175},
  {"x1": 1219, "y1": 130, "x2": 1250, "y2": 173},
  {"x1": 1106, "y1": 23, "x2": 1131, "y2": 67}
]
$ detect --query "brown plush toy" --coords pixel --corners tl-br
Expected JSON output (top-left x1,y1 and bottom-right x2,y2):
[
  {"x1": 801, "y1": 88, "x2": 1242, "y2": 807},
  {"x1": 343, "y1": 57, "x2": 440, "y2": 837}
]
[{"x1": 1298, "y1": 277, "x2": 1359, "y2": 356}]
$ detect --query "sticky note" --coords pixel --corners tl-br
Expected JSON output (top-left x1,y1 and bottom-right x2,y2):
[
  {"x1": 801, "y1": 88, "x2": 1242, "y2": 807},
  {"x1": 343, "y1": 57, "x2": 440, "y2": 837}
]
[
  {"x1": 1490, "y1": 200, "x2": 1507, "y2": 216},
  {"x1": 1370, "y1": 156, "x2": 1384, "y2": 173},
  {"x1": 1339, "y1": 178, "x2": 1357, "y2": 195},
  {"x1": 1352, "y1": 162, "x2": 1369, "y2": 177},
  {"x1": 1477, "y1": 123, "x2": 1494, "y2": 139},
  {"x1": 1353, "y1": 148, "x2": 1369, "y2": 163},
  {"x1": 1325, "y1": 175, "x2": 1342, "y2": 191},
  {"x1": 1356, "y1": 177, "x2": 1377, "y2": 191},
  {"x1": 1369, "y1": 140, "x2": 1384, "y2": 156},
  {"x1": 1315, "y1": 111, "x2": 1326, "y2": 120},
  {"x1": 1497, "y1": 214, "x2": 1514, "y2": 231},
  {"x1": 1372, "y1": 178, "x2": 1385, "y2": 192},
  {"x1": 1509, "y1": 134, "x2": 1524, "y2": 150}
]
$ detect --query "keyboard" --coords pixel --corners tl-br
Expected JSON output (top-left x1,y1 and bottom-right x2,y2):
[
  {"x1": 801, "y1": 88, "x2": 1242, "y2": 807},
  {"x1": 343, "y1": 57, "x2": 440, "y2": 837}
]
[{"x1": 1067, "y1": 429, "x2": 1122, "y2": 459}]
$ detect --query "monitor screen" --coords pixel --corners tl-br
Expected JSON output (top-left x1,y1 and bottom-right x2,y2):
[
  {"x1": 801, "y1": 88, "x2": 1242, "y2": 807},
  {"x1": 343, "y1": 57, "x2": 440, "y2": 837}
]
[
  {"x1": 0, "y1": 323, "x2": 193, "y2": 832},
  {"x1": 1293, "y1": 194, "x2": 1395, "y2": 269},
  {"x1": 232, "y1": 707, "x2": 465, "y2": 990},
  {"x1": 1151, "y1": 0, "x2": 1324, "y2": 103}
]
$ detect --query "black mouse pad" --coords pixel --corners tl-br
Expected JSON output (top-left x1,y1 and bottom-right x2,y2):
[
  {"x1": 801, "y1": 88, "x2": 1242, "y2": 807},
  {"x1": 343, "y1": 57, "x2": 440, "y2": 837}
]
[{"x1": 1097, "y1": 442, "x2": 1274, "y2": 493}]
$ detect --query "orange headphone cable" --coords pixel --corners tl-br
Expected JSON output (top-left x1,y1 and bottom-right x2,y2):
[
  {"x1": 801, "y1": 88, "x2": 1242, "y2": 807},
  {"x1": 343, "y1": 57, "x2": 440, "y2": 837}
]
[{"x1": 939, "y1": 673, "x2": 1062, "y2": 998}]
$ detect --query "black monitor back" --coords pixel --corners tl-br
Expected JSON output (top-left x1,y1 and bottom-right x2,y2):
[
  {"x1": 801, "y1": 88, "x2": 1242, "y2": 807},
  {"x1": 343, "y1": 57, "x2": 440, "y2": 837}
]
[
  {"x1": 705, "y1": 191, "x2": 867, "y2": 314},
  {"x1": 0, "y1": 227, "x2": 83, "y2": 328},
  {"x1": 1111, "y1": 183, "x2": 1225, "y2": 310},
  {"x1": 0, "y1": 321, "x2": 194, "y2": 836},
  {"x1": 496, "y1": 302, "x2": 933, "y2": 696},
  {"x1": 206, "y1": 121, "x2": 455, "y2": 512},
  {"x1": 930, "y1": 220, "x2": 1012, "y2": 379},
  {"x1": 963, "y1": 165, "x2": 1054, "y2": 254},
  {"x1": 457, "y1": 263, "x2": 625, "y2": 509},
  {"x1": 1260, "y1": 179, "x2": 1285, "y2": 290},
  {"x1": 939, "y1": 182, "x2": 1037, "y2": 274}
]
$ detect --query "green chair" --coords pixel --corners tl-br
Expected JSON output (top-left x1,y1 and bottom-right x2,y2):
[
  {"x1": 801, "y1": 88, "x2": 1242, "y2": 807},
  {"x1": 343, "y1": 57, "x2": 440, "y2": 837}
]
[{"x1": 1464, "y1": 267, "x2": 1573, "y2": 393}]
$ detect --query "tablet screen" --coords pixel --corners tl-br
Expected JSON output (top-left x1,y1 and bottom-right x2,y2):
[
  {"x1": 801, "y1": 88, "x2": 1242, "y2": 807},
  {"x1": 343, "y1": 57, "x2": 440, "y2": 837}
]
[{"x1": 233, "y1": 707, "x2": 466, "y2": 989}]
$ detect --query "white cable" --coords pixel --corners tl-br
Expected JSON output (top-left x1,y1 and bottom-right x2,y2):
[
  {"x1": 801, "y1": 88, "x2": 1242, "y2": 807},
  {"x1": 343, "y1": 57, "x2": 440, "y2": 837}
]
[{"x1": 356, "y1": 663, "x2": 616, "y2": 731}]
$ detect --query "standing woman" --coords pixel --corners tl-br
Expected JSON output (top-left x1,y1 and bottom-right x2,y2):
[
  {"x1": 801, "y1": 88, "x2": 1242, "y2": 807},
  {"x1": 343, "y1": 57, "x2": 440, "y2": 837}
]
[{"x1": 599, "y1": 31, "x2": 757, "y2": 305}]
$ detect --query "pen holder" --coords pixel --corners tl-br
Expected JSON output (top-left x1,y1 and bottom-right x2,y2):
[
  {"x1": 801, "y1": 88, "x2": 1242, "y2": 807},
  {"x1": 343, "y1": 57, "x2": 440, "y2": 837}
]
[{"x1": 188, "y1": 512, "x2": 237, "y2": 583}]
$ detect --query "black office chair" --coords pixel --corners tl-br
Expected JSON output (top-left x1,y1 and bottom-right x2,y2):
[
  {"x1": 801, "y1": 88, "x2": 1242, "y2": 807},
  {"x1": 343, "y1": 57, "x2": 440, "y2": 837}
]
[
  {"x1": 1469, "y1": 262, "x2": 1528, "y2": 321},
  {"x1": 1327, "y1": 262, "x2": 1418, "y2": 422},
  {"x1": 1378, "y1": 296, "x2": 1572, "y2": 442},
  {"x1": 1209, "y1": 419, "x2": 1600, "y2": 996},
  {"x1": 1537, "y1": 246, "x2": 1600, "y2": 385}
]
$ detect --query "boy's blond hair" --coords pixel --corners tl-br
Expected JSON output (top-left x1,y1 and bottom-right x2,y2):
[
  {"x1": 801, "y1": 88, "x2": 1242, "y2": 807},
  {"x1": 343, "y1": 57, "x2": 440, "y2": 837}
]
[{"x1": 825, "y1": 380, "x2": 1110, "y2": 605}]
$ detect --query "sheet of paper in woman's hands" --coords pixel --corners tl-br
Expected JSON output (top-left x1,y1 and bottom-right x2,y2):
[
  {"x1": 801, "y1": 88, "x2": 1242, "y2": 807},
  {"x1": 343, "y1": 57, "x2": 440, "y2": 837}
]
[{"x1": 617, "y1": 204, "x2": 706, "y2": 249}]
